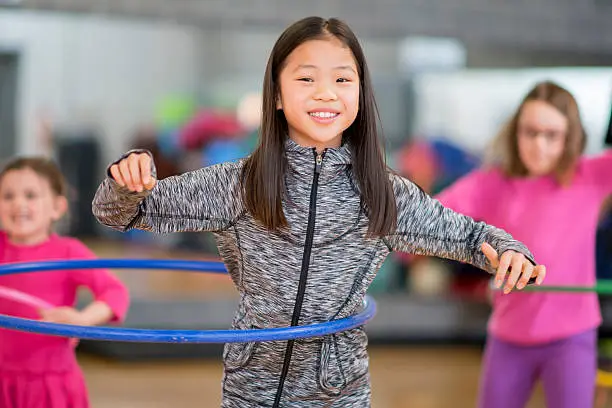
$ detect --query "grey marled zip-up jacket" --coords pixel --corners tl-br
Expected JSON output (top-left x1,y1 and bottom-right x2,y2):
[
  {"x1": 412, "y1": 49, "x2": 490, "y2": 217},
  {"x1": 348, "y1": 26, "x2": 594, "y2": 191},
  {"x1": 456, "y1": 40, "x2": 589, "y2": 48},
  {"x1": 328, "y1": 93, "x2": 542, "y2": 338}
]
[{"x1": 92, "y1": 138, "x2": 535, "y2": 407}]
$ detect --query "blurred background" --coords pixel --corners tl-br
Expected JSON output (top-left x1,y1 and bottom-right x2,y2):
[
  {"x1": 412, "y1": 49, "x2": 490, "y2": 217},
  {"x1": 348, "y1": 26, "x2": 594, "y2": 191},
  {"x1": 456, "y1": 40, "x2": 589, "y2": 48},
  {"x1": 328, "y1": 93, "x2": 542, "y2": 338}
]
[{"x1": 1, "y1": 1, "x2": 612, "y2": 407}]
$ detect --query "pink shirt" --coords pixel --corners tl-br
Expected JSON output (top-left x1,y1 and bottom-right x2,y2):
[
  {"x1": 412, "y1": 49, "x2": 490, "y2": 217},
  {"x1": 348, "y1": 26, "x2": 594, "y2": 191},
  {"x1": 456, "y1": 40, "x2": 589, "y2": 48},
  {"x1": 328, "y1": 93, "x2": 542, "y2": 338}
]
[
  {"x1": 436, "y1": 152, "x2": 612, "y2": 345},
  {"x1": 0, "y1": 232, "x2": 129, "y2": 373}
]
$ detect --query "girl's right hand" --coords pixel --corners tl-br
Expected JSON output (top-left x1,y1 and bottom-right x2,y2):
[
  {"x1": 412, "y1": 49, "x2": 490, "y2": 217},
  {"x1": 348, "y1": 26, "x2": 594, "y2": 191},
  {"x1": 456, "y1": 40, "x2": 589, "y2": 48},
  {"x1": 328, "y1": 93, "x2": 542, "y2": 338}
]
[{"x1": 109, "y1": 152, "x2": 157, "y2": 192}]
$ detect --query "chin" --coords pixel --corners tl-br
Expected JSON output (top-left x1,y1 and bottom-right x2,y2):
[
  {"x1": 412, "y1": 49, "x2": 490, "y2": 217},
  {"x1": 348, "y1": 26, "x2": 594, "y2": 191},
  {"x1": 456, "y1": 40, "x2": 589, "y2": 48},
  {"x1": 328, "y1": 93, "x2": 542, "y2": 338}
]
[
  {"x1": 317, "y1": 137, "x2": 342, "y2": 145},
  {"x1": 307, "y1": 134, "x2": 342, "y2": 146},
  {"x1": 9, "y1": 231, "x2": 29, "y2": 240},
  {"x1": 527, "y1": 167, "x2": 554, "y2": 177}
]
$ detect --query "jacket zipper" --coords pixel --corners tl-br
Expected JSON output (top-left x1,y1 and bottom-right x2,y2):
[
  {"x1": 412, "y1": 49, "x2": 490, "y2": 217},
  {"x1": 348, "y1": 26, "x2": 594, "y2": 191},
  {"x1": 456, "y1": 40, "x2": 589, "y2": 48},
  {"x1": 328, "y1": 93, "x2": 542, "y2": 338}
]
[{"x1": 273, "y1": 148, "x2": 324, "y2": 407}]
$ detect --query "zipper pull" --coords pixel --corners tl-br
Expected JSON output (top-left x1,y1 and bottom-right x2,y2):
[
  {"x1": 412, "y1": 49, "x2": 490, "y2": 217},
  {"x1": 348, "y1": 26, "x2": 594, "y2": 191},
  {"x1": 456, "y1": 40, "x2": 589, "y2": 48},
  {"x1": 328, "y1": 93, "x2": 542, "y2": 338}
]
[{"x1": 315, "y1": 153, "x2": 323, "y2": 174}]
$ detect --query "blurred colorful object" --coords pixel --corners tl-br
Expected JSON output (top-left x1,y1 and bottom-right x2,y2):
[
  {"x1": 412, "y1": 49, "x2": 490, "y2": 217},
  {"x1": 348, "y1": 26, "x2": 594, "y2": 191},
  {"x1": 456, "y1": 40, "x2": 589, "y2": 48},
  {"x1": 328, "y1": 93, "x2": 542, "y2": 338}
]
[
  {"x1": 395, "y1": 139, "x2": 439, "y2": 193},
  {"x1": 179, "y1": 110, "x2": 244, "y2": 150},
  {"x1": 597, "y1": 199, "x2": 612, "y2": 280},
  {"x1": 237, "y1": 93, "x2": 262, "y2": 131},
  {"x1": 203, "y1": 139, "x2": 250, "y2": 166},
  {"x1": 155, "y1": 95, "x2": 196, "y2": 128},
  {"x1": 429, "y1": 138, "x2": 481, "y2": 190},
  {"x1": 395, "y1": 137, "x2": 480, "y2": 194}
]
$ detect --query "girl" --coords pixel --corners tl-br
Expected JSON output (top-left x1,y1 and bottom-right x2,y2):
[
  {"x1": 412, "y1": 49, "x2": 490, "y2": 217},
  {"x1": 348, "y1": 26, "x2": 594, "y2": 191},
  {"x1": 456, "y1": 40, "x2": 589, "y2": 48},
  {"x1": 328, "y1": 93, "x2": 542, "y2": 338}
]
[
  {"x1": 92, "y1": 16, "x2": 545, "y2": 407},
  {"x1": 0, "y1": 157, "x2": 130, "y2": 408},
  {"x1": 437, "y1": 81, "x2": 612, "y2": 408}
]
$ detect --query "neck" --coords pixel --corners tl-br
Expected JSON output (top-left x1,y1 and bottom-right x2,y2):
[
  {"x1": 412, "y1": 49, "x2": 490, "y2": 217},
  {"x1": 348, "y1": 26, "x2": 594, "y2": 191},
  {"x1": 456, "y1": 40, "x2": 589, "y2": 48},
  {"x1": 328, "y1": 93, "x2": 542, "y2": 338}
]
[
  {"x1": 8, "y1": 231, "x2": 52, "y2": 246},
  {"x1": 288, "y1": 135, "x2": 342, "y2": 154}
]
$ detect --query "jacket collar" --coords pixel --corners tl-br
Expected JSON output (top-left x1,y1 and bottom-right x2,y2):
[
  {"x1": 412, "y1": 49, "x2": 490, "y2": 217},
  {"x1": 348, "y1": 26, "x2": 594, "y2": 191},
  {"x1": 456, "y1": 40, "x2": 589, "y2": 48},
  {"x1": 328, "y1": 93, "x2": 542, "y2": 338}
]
[{"x1": 285, "y1": 138, "x2": 352, "y2": 178}]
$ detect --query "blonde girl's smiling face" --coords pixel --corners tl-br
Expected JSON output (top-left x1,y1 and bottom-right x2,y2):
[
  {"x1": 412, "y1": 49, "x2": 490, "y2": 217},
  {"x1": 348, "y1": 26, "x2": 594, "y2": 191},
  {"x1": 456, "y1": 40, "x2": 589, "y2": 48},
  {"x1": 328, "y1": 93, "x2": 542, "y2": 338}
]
[
  {"x1": 277, "y1": 37, "x2": 360, "y2": 152},
  {"x1": 517, "y1": 100, "x2": 568, "y2": 177}
]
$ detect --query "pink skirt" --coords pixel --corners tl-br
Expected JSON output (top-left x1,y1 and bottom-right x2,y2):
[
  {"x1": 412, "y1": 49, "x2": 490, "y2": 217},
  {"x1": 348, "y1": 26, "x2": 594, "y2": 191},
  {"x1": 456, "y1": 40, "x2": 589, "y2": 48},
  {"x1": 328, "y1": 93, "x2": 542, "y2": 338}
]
[{"x1": 0, "y1": 368, "x2": 89, "y2": 408}]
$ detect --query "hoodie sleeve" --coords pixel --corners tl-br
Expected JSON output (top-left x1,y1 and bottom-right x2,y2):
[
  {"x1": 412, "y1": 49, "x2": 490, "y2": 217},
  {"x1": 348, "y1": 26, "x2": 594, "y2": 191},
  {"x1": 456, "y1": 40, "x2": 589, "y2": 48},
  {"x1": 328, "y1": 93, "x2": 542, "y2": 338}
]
[
  {"x1": 92, "y1": 150, "x2": 245, "y2": 233},
  {"x1": 383, "y1": 173, "x2": 536, "y2": 274}
]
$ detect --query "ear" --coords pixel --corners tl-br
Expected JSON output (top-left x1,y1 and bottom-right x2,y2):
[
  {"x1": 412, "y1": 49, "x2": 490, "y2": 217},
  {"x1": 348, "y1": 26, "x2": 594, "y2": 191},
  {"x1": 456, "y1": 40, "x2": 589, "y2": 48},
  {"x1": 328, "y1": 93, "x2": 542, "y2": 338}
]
[
  {"x1": 276, "y1": 96, "x2": 283, "y2": 110},
  {"x1": 51, "y1": 195, "x2": 68, "y2": 222}
]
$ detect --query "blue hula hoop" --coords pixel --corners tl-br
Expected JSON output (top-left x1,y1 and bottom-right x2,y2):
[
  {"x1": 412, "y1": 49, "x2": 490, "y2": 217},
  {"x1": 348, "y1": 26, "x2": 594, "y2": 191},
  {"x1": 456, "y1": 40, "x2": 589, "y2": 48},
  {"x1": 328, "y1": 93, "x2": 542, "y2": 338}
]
[{"x1": 0, "y1": 259, "x2": 377, "y2": 343}]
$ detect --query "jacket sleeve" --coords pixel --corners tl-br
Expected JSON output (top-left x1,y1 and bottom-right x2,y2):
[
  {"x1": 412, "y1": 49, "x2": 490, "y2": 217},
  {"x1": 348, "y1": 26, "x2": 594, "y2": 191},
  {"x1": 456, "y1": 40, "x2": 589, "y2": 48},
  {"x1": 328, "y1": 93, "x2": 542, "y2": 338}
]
[
  {"x1": 383, "y1": 174, "x2": 536, "y2": 274},
  {"x1": 92, "y1": 150, "x2": 245, "y2": 233}
]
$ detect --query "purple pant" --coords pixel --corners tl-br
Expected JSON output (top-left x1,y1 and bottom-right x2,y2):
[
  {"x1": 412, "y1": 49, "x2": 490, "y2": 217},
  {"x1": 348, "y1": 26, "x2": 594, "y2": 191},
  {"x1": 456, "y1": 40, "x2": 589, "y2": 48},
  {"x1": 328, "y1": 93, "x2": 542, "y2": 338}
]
[{"x1": 478, "y1": 329, "x2": 596, "y2": 408}]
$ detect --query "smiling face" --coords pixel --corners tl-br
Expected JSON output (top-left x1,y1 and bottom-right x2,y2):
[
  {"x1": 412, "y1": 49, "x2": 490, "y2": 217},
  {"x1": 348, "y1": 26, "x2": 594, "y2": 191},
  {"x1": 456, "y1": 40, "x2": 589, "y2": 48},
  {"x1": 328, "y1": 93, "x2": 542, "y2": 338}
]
[
  {"x1": 516, "y1": 100, "x2": 568, "y2": 177},
  {"x1": 0, "y1": 167, "x2": 66, "y2": 245},
  {"x1": 491, "y1": 81, "x2": 586, "y2": 184},
  {"x1": 277, "y1": 37, "x2": 360, "y2": 152}
]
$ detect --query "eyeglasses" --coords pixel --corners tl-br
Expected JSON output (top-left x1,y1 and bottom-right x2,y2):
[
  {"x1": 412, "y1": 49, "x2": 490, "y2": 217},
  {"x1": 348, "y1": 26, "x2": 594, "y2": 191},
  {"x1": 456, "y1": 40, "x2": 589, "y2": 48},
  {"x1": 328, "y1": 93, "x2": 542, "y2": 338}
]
[{"x1": 517, "y1": 126, "x2": 566, "y2": 142}]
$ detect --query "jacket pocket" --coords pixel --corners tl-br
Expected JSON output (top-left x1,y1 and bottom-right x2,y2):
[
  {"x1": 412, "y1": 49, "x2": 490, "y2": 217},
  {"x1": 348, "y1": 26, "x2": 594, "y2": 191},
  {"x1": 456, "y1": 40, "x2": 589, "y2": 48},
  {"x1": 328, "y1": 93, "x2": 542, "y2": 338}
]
[
  {"x1": 318, "y1": 335, "x2": 346, "y2": 396},
  {"x1": 318, "y1": 328, "x2": 369, "y2": 396},
  {"x1": 223, "y1": 316, "x2": 259, "y2": 373},
  {"x1": 223, "y1": 340, "x2": 258, "y2": 373}
]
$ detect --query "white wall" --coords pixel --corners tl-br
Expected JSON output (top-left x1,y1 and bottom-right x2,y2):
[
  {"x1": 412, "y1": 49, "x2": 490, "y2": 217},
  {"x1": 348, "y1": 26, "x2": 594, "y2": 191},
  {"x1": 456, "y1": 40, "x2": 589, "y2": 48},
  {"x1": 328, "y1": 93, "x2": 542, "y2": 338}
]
[
  {"x1": 413, "y1": 69, "x2": 612, "y2": 155},
  {"x1": 0, "y1": 10, "x2": 203, "y2": 162},
  {"x1": 1, "y1": 12, "x2": 407, "y2": 165},
  {"x1": 196, "y1": 28, "x2": 406, "y2": 138}
]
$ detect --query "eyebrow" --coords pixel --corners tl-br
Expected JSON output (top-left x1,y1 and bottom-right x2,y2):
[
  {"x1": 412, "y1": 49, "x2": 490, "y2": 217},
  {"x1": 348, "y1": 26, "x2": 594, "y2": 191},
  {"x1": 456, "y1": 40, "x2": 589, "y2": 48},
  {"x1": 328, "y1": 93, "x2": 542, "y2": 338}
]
[{"x1": 294, "y1": 64, "x2": 357, "y2": 74}]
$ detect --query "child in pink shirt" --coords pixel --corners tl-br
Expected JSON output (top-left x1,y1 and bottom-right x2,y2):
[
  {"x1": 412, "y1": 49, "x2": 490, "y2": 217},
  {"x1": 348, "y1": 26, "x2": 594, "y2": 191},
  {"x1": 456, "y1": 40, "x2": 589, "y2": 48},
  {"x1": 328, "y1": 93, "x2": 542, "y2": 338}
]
[
  {"x1": 0, "y1": 157, "x2": 130, "y2": 408},
  {"x1": 437, "y1": 81, "x2": 612, "y2": 408}
]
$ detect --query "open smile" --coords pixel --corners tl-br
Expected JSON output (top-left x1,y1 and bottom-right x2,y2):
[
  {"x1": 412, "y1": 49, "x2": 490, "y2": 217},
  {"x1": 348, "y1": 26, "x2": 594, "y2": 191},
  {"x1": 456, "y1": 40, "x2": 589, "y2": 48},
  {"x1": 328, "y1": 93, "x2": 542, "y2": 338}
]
[{"x1": 308, "y1": 111, "x2": 340, "y2": 124}]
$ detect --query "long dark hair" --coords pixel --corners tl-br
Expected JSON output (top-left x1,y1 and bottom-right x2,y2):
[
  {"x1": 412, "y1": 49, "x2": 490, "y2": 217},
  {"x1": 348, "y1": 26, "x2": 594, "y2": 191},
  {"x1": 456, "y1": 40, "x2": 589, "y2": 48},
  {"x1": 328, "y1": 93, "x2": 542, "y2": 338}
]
[{"x1": 241, "y1": 16, "x2": 396, "y2": 236}]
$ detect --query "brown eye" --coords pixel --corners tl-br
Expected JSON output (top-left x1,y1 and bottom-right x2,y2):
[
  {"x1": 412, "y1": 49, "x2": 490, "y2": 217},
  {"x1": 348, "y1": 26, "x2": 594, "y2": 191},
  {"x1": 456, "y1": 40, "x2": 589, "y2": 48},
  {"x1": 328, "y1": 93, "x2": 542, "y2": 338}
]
[
  {"x1": 519, "y1": 127, "x2": 537, "y2": 138},
  {"x1": 546, "y1": 131, "x2": 565, "y2": 141}
]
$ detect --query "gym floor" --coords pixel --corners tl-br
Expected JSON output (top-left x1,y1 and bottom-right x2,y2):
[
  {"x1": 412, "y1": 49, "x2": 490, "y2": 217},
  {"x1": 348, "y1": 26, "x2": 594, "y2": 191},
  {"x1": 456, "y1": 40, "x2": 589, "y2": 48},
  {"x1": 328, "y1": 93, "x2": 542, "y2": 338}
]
[{"x1": 79, "y1": 346, "x2": 547, "y2": 407}]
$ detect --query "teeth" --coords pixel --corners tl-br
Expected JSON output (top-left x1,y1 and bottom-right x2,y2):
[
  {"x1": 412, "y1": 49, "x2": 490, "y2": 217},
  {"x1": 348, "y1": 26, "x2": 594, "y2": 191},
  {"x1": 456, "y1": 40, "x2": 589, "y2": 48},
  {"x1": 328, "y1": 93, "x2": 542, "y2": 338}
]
[{"x1": 310, "y1": 112, "x2": 338, "y2": 118}]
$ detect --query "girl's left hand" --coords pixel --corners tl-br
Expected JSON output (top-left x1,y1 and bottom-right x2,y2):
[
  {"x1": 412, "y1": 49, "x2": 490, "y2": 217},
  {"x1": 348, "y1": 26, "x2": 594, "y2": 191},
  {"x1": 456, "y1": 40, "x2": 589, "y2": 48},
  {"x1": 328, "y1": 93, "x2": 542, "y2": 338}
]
[
  {"x1": 481, "y1": 242, "x2": 547, "y2": 294},
  {"x1": 39, "y1": 307, "x2": 90, "y2": 326}
]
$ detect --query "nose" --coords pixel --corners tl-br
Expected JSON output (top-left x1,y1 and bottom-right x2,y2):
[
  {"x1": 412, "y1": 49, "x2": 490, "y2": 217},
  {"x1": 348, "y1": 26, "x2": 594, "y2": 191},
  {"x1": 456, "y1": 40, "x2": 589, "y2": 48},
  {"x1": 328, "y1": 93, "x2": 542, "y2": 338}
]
[
  {"x1": 532, "y1": 133, "x2": 549, "y2": 150},
  {"x1": 313, "y1": 82, "x2": 337, "y2": 101},
  {"x1": 11, "y1": 196, "x2": 26, "y2": 209}
]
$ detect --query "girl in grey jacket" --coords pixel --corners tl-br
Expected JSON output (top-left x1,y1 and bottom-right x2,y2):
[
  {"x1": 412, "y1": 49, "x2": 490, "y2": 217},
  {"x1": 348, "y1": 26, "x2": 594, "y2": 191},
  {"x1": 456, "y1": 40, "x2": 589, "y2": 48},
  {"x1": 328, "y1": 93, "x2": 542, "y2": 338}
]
[{"x1": 92, "y1": 16, "x2": 546, "y2": 408}]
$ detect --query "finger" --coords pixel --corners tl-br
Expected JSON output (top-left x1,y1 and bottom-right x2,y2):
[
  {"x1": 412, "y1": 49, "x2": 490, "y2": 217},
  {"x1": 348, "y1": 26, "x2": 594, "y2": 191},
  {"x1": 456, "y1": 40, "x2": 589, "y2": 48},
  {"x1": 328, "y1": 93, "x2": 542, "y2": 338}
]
[
  {"x1": 109, "y1": 165, "x2": 125, "y2": 187},
  {"x1": 128, "y1": 154, "x2": 143, "y2": 192},
  {"x1": 39, "y1": 309, "x2": 56, "y2": 317},
  {"x1": 139, "y1": 154, "x2": 152, "y2": 187},
  {"x1": 535, "y1": 265, "x2": 546, "y2": 285},
  {"x1": 481, "y1": 242, "x2": 499, "y2": 268},
  {"x1": 119, "y1": 160, "x2": 134, "y2": 191},
  {"x1": 39, "y1": 311, "x2": 55, "y2": 322},
  {"x1": 504, "y1": 253, "x2": 525, "y2": 294},
  {"x1": 494, "y1": 250, "x2": 513, "y2": 289},
  {"x1": 144, "y1": 177, "x2": 157, "y2": 190},
  {"x1": 141, "y1": 176, "x2": 156, "y2": 191},
  {"x1": 517, "y1": 262, "x2": 534, "y2": 290}
]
